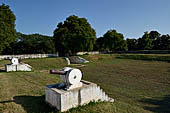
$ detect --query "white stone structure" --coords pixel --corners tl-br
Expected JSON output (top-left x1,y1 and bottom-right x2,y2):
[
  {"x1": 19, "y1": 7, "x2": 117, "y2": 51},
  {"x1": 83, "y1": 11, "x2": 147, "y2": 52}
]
[
  {"x1": 50, "y1": 67, "x2": 83, "y2": 90},
  {"x1": 5, "y1": 58, "x2": 32, "y2": 72},
  {"x1": 76, "y1": 51, "x2": 99, "y2": 55},
  {"x1": 46, "y1": 80, "x2": 114, "y2": 112},
  {"x1": 46, "y1": 67, "x2": 114, "y2": 112},
  {"x1": 65, "y1": 58, "x2": 70, "y2": 65},
  {"x1": 68, "y1": 56, "x2": 89, "y2": 64},
  {"x1": 0, "y1": 54, "x2": 58, "y2": 60}
]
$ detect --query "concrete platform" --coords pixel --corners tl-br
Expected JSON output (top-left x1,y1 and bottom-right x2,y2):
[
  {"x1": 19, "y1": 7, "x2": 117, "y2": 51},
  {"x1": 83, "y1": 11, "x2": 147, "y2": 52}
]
[
  {"x1": 5, "y1": 63, "x2": 32, "y2": 72},
  {"x1": 45, "y1": 80, "x2": 114, "y2": 112}
]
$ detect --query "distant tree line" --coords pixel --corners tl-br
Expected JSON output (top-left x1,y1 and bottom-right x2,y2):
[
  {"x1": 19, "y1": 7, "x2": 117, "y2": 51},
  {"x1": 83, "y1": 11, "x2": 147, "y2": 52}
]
[
  {"x1": 1, "y1": 3, "x2": 170, "y2": 56},
  {"x1": 2, "y1": 33, "x2": 56, "y2": 54},
  {"x1": 126, "y1": 31, "x2": 170, "y2": 51}
]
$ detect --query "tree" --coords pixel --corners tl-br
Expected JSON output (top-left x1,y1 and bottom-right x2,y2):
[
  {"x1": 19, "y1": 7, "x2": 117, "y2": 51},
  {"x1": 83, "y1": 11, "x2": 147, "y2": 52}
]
[
  {"x1": 53, "y1": 15, "x2": 96, "y2": 56},
  {"x1": 126, "y1": 38, "x2": 138, "y2": 50},
  {"x1": 95, "y1": 37, "x2": 105, "y2": 51},
  {"x1": 102, "y1": 29, "x2": 127, "y2": 51},
  {"x1": 136, "y1": 31, "x2": 161, "y2": 50},
  {"x1": 149, "y1": 31, "x2": 161, "y2": 49},
  {"x1": 154, "y1": 34, "x2": 170, "y2": 50},
  {"x1": 149, "y1": 31, "x2": 160, "y2": 40},
  {"x1": 137, "y1": 32, "x2": 153, "y2": 50},
  {"x1": 0, "y1": 3, "x2": 16, "y2": 54}
]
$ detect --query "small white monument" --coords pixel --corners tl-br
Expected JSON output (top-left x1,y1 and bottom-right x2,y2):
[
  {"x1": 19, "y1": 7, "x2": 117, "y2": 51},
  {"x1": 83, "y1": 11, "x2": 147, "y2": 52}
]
[
  {"x1": 46, "y1": 67, "x2": 114, "y2": 112},
  {"x1": 5, "y1": 58, "x2": 32, "y2": 72},
  {"x1": 11, "y1": 58, "x2": 19, "y2": 65}
]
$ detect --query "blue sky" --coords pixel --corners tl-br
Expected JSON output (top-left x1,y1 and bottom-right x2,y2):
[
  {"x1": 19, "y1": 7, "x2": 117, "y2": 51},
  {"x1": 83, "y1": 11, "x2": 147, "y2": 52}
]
[{"x1": 1, "y1": 0, "x2": 170, "y2": 38}]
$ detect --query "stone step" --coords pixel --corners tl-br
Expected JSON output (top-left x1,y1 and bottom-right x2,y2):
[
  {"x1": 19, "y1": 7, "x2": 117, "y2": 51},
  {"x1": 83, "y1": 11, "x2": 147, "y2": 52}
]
[{"x1": 95, "y1": 85, "x2": 114, "y2": 102}]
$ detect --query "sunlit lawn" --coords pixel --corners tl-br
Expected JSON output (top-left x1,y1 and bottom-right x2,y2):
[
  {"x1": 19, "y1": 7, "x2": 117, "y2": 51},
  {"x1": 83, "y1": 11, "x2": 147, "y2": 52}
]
[{"x1": 0, "y1": 55, "x2": 170, "y2": 113}]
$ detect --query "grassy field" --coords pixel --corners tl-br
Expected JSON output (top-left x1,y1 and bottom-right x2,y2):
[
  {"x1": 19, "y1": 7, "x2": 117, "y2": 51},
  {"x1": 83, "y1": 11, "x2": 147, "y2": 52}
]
[
  {"x1": 115, "y1": 54, "x2": 170, "y2": 62},
  {"x1": 0, "y1": 54, "x2": 170, "y2": 113}
]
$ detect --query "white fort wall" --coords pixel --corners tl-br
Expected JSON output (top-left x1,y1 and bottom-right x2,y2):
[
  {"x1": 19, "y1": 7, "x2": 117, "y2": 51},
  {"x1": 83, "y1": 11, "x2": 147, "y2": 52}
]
[
  {"x1": 76, "y1": 51, "x2": 99, "y2": 55},
  {"x1": 0, "y1": 51, "x2": 100, "y2": 60},
  {"x1": 0, "y1": 54, "x2": 58, "y2": 60}
]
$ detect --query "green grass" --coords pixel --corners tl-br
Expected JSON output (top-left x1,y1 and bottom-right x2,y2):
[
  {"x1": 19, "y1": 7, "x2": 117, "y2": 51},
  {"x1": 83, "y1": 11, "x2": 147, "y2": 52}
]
[
  {"x1": 115, "y1": 54, "x2": 170, "y2": 62},
  {"x1": 0, "y1": 55, "x2": 170, "y2": 113}
]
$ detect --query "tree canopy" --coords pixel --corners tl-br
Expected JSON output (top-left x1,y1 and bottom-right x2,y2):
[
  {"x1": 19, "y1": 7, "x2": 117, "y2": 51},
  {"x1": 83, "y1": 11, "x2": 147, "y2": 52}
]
[
  {"x1": 0, "y1": 3, "x2": 16, "y2": 54},
  {"x1": 2, "y1": 33, "x2": 56, "y2": 54},
  {"x1": 126, "y1": 38, "x2": 138, "y2": 51},
  {"x1": 137, "y1": 32, "x2": 153, "y2": 50},
  {"x1": 126, "y1": 31, "x2": 170, "y2": 51},
  {"x1": 97, "y1": 29, "x2": 127, "y2": 52},
  {"x1": 53, "y1": 15, "x2": 96, "y2": 56},
  {"x1": 153, "y1": 34, "x2": 170, "y2": 50}
]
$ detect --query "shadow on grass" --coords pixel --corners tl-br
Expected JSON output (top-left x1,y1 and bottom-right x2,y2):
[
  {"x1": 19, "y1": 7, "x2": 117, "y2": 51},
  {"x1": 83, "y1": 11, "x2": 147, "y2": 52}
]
[
  {"x1": 0, "y1": 95, "x2": 58, "y2": 113},
  {"x1": 0, "y1": 69, "x2": 6, "y2": 72},
  {"x1": 140, "y1": 95, "x2": 170, "y2": 113}
]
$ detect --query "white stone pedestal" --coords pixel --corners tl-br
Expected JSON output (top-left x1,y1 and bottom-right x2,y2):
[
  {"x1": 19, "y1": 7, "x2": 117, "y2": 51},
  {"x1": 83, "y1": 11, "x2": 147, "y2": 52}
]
[
  {"x1": 5, "y1": 64, "x2": 32, "y2": 72},
  {"x1": 45, "y1": 80, "x2": 114, "y2": 112}
]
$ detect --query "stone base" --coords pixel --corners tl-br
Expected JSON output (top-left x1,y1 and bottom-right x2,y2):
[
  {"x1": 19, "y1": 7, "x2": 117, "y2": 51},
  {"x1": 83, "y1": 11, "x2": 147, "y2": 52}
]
[
  {"x1": 5, "y1": 63, "x2": 32, "y2": 72},
  {"x1": 45, "y1": 80, "x2": 114, "y2": 112}
]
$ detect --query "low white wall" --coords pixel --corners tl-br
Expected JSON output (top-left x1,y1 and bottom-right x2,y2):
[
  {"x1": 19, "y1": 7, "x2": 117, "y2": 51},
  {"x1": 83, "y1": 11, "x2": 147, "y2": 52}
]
[
  {"x1": 76, "y1": 51, "x2": 99, "y2": 55},
  {"x1": 0, "y1": 54, "x2": 58, "y2": 60}
]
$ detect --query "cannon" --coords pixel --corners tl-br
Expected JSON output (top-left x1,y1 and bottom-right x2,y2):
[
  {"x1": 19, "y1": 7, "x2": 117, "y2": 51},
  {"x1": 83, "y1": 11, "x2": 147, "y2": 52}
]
[
  {"x1": 50, "y1": 67, "x2": 83, "y2": 90},
  {"x1": 5, "y1": 58, "x2": 32, "y2": 72},
  {"x1": 11, "y1": 58, "x2": 19, "y2": 65},
  {"x1": 46, "y1": 67, "x2": 114, "y2": 112}
]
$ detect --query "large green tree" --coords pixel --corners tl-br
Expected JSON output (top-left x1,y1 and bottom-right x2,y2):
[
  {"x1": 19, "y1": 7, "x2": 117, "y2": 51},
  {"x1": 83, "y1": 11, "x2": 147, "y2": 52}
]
[
  {"x1": 126, "y1": 38, "x2": 138, "y2": 50},
  {"x1": 154, "y1": 34, "x2": 170, "y2": 50},
  {"x1": 137, "y1": 31, "x2": 160, "y2": 50},
  {"x1": 102, "y1": 29, "x2": 127, "y2": 52},
  {"x1": 53, "y1": 15, "x2": 96, "y2": 56},
  {"x1": 137, "y1": 32, "x2": 153, "y2": 50},
  {"x1": 0, "y1": 3, "x2": 16, "y2": 54},
  {"x1": 149, "y1": 31, "x2": 160, "y2": 40},
  {"x1": 149, "y1": 31, "x2": 161, "y2": 49},
  {"x1": 95, "y1": 37, "x2": 105, "y2": 51}
]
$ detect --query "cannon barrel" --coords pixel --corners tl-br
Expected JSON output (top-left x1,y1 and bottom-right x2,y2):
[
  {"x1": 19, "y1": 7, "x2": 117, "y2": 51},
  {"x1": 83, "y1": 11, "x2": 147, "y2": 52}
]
[
  {"x1": 50, "y1": 70, "x2": 67, "y2": 75},
  {"x1": 49, "y1": 67, "x2": 83, "y2": 90}
]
